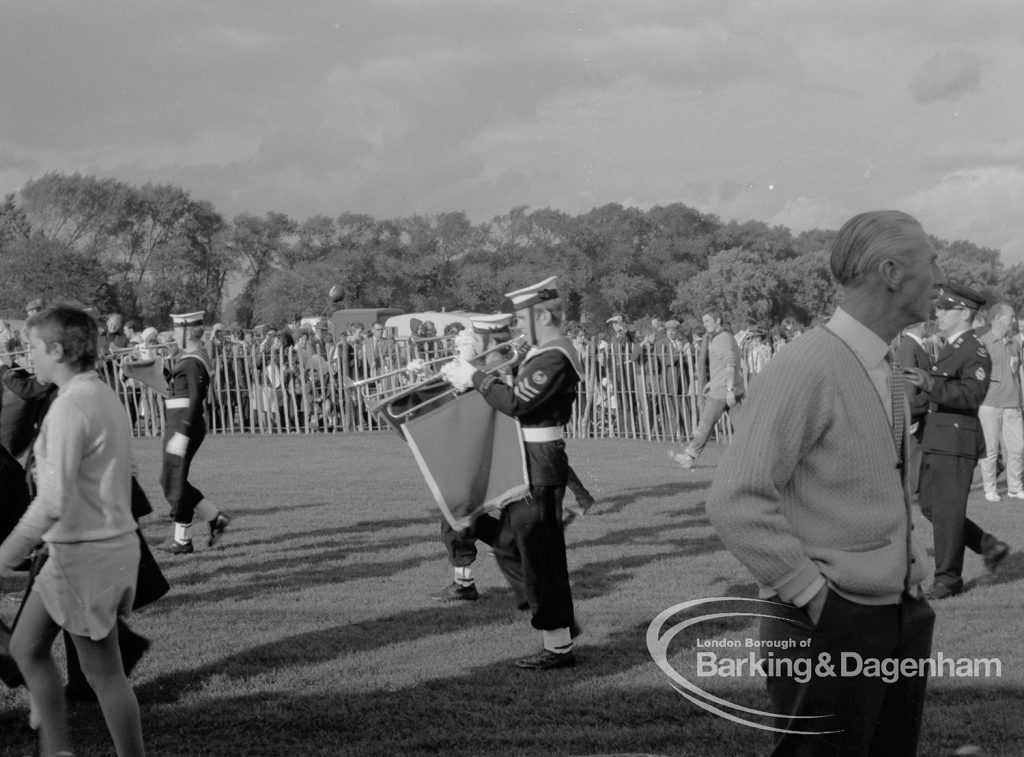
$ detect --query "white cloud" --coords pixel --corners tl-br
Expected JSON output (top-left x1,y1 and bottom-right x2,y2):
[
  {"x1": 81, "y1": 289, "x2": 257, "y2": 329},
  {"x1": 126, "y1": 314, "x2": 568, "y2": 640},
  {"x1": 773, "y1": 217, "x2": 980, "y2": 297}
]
[
  {"x1": 900, "y1": 166, "x2": 1024, "y2": 264},
  {"x1": 1, "y1": 0, "x2": 1022, "y2": 266}
]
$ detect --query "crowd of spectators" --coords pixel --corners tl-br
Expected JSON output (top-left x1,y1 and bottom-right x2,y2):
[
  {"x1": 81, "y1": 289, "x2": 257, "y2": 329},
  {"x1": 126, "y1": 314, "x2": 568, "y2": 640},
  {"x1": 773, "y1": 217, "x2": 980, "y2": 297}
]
[{"x1": 6, "y1": 300, "x2": 1021, "y2": 444}]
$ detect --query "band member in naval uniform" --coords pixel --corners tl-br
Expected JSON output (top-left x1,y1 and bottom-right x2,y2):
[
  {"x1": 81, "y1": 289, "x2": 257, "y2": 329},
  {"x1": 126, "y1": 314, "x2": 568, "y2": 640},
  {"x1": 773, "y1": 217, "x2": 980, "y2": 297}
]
[
  {"x1": 441, "y1": 276, "x2": 580, "y2": 670},
  {"x1": 905, "y1": 282, "x2": 1010, "y2": 599},
  {"x1": 162, "y1": 311, "x2": 231, "y2": 554}
]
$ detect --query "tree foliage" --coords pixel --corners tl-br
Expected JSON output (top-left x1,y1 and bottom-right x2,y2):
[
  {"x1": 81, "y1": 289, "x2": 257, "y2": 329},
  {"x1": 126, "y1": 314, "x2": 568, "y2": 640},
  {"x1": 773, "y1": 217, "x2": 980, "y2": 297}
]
[{"x1": 3, "y1": 172, "x2": 1022, "y2": 335}]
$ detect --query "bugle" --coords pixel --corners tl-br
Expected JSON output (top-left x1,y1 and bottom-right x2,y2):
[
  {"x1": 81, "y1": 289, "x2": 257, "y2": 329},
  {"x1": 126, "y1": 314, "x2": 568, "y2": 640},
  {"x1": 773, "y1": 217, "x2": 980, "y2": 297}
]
[
  {"x1": 0, "y1": 348, "x2": 30, "y2": 364},
  {"x1": 109, "y1": 343, "x2": 174, "y2": 359},
  {"x1": 352, "y1": 336, "x2": 527, "y2": 422}
]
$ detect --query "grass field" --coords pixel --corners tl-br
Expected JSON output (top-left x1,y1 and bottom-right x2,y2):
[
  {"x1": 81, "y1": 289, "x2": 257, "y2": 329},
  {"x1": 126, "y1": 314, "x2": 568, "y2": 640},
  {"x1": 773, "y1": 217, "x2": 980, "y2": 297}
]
[{"x1": 2, "y1": 433, "x2": 1023, "y2": 757}]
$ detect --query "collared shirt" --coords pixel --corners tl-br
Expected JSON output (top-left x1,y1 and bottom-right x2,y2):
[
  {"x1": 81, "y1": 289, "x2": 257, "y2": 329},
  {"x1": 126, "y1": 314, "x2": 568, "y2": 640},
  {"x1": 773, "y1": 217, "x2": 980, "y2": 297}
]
[
  {"x1": 827, "y1": 307, "x2": 892, "y2": 423},
  {"x1": 944, "y1": 328, "x2": 970, "y2": 346},
  {"x1": 980, "y1": 330, "x2": 1023, "y2": 408}
]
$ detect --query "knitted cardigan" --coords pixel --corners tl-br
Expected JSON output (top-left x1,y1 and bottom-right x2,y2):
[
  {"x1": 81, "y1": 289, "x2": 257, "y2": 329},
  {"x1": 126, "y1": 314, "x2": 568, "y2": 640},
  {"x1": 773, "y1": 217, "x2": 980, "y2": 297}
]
[{"x1": 707, "y1": 327, "x2": 928, "y2": 606}]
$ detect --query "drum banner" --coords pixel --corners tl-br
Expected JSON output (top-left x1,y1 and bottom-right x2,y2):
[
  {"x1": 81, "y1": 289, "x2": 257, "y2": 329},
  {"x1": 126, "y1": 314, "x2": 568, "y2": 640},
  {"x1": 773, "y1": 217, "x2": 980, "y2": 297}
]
[{"x1": 403, "y1": 390, "x2": 529, "y2": 530}]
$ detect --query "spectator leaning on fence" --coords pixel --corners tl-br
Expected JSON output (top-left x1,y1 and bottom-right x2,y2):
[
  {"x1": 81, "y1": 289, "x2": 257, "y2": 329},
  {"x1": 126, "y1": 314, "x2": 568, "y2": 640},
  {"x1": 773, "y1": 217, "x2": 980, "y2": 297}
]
[
  {"x1": 744, "y1": 327, "x2": 772, "y2": 376},
  {"x1": 99, "y1": 313, "x2": 129, "y2": 356},
  {"x1": 668, "y1": 307, "x2": 744, "y2": 471},
  {"x1": 123, "y1": 319, "x2": 142, "y2": 346}
]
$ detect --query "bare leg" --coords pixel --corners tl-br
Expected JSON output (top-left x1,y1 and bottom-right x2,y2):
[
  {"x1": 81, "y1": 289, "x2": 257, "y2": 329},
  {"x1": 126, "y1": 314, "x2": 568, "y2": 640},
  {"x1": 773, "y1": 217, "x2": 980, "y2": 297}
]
[
  {"x1": 9, "y1": 592, "x2": 69, "y2": 757},
  {"x1": 71, "y1": 625, "x2": 146, "y2": 757}
]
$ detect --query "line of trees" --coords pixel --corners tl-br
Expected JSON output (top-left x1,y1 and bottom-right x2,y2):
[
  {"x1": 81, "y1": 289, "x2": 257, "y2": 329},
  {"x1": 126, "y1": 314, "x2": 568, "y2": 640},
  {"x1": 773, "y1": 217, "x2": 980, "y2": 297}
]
[{"x1": 2, "y1": 172, "x2": 1022, "y2": 333}]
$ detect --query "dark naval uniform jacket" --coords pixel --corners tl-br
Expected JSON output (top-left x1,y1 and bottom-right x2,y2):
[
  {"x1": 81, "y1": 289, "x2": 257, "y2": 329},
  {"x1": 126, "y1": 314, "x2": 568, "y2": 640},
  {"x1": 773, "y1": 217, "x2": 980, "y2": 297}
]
[
  {"x1": 165, "y1": 350, "x2": 211, "y2": 439},
  {"x1": 895, "y1": 333, "x2": 933, "y2": 437},
  {"x1": 920, "y1": 330, "x2": 990, "y2": 460},
  {"x1": 471, "y1": 336, "x2": 581, "y2": 486}
]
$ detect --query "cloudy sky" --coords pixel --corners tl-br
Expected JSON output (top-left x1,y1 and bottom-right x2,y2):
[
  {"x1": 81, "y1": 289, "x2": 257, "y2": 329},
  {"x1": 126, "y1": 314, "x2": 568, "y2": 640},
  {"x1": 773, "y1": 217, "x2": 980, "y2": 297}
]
[{"x1": 2, "y1": 1, "x2": 1022, "y2": 262}]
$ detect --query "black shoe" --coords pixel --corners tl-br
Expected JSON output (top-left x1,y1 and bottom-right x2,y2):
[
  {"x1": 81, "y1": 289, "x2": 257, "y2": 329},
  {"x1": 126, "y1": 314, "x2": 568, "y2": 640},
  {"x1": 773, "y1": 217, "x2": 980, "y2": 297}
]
[
  {"x1": 208, "y1": 513, "x2": 231, "y2": 547},
  {"x1": 515, "y1": 649, "x2": 576, "y2": 670},
  {"x1": 570, "y1": 621, "x2": 583, "y2": 639},
  {"x1": 925, "y1": 583, "x2": 961, "y2": 601},
  {"x1": 166, "y1": 539, "x2": 194, "y2": 555},
  {"x1": 431, "y1": 582, "x2": 479, "y2": 602},
  {"x1": 982, "y1": 537, "x2": 1010, "y2": 573}
]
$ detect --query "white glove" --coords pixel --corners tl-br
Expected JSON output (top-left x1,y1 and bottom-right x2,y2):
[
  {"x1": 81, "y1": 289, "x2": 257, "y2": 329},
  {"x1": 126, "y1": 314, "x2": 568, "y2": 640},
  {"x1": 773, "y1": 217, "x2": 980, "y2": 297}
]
[
  {"x1": 406, "y1": 358, "x2": 426, "y2": 376},
  {"x1": 454, "y1": 331, "x2": 477, "y2": 361},
  {"x1": 166, "y1": 432, "x2": 189, "y2": 457},
  {"x1": 440, "y1": 358, "x2": 477, "y2": 392}
]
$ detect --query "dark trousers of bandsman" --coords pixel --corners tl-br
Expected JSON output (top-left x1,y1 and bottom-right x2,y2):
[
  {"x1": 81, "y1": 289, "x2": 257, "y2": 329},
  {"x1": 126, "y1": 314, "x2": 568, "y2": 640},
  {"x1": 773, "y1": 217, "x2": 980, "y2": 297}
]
[
  {"x1": 475, "y1": 485, "x2": 575, "y2": 630},
  {"x1": 160, "y1": 413, "x2": 206, "y2": 523}
]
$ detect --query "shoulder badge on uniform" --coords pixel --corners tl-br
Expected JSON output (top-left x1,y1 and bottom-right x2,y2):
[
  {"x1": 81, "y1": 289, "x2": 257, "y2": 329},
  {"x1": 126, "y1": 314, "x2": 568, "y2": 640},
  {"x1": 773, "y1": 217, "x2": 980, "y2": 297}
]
[
  {"x1": 976, "y1": 367, "x2": 986, "y2": 381},
  {"x1": 532, "y1": 370, "x2": 548, "y2": 385},
  {"x1": 978, "y1": 346, "x2": 989, "y2": 358}
]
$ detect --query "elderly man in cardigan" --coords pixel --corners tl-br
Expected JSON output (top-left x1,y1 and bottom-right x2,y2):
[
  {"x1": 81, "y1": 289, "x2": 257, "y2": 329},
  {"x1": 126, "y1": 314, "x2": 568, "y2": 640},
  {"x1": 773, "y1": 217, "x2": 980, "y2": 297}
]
[{"x1": 707, "y1": 211, "x2": 940, "y2": 756}]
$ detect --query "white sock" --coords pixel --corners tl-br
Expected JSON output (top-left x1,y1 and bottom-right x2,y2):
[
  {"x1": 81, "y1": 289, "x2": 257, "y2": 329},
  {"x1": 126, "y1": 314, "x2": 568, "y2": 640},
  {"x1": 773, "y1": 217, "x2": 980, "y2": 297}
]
[
  {"x1": 454, "y1": 566, "x2": 474, "y2": 587},
  {"x1": 174, "y1": 522, "x2": 193, "y2": 543},
  {"x1": 195, "y1": 499, "x2": 219, "y2": 522},
  {"x1": 542, "y1": 628, "x2": 572, "y2": 654}
]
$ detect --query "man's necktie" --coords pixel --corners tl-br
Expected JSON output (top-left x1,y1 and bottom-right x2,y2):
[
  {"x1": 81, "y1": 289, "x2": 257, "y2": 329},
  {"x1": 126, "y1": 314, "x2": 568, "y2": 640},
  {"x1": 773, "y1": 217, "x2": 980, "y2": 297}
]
[{"x1": 886, "y1": 349, "x2": 906, "y2": 463}]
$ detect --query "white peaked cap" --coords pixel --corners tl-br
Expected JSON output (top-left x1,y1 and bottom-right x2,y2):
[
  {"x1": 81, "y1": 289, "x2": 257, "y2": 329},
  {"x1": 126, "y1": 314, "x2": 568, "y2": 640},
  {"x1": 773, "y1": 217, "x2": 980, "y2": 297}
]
[{"x1": 504, "y1": 276, "x2": 559, "y2": 309}]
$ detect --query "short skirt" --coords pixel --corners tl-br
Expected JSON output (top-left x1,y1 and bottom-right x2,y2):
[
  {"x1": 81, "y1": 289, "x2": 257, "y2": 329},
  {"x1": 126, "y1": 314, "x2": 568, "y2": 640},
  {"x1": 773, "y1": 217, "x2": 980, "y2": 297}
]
[{"x1": 34, "y1": 533, "x2": 140, "y2": 641}]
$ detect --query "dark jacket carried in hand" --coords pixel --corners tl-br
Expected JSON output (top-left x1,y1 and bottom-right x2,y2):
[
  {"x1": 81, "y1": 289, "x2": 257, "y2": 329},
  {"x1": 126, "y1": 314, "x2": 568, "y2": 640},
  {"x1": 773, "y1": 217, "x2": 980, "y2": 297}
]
[
  {"x1": 0, "y1": 365, "x2": 57, "y2": 460},
  {"x1": 0, "y1": 444, "x2": 30, "y2": 543},
  {"x1": 894, "y1": 333, "x2": 933, "y2": 431}
]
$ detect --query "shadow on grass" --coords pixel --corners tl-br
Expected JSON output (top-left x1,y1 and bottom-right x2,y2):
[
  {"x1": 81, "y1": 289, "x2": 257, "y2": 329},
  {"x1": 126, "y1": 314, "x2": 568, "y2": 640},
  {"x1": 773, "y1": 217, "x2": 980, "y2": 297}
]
[
  {"x1": 978, "y1": 550, "x2": 1024, "y2": 586},
  {"x1": 114, "y1": 618, "x2": 774, "y2": 756},
  {"x1": 230, "y1": 500, "x2": 340, "y2": 517},
  {"x1": 572, "y1": 534, "x2": 724, "y2": 603},
  {"x1": 594, "y1": 481, "x2": 708, "y2": 517},
  {"x1": 144, "y1": 551, "x2": 436, "y2": 612},
  {"x1": 6, "y1": 669, "x2": 1023, "y2": 757}
]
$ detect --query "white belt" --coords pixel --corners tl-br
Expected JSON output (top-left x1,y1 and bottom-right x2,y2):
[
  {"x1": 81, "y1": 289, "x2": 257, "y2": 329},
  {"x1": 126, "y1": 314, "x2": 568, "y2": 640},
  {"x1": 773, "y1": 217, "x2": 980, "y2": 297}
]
[
  {"x1": 521, "y1": 426, "x2": 564, "y2": 443},
  {"x1": 165, "y1": 398, "x2": 191, "y2": 409}
]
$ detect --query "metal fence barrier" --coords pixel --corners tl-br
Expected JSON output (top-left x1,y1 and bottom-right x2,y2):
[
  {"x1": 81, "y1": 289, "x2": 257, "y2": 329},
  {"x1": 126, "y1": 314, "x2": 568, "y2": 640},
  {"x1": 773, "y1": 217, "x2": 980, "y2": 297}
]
[{"x1": 79, "y1": 337, "x2": 745, "y2": 443}]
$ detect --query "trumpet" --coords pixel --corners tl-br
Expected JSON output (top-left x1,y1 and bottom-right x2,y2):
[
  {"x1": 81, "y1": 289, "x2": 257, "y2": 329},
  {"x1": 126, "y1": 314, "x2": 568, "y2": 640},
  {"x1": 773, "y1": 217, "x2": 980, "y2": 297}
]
[
  {"x1": 350, "y1": 336, "x2": 527, "y2": 421},
  {"x1": 0, "y1": 348, "x2": 30, "y2": 363},
  {"x1": 109, "y1": 343, "x2": 174, "y2": 360}
]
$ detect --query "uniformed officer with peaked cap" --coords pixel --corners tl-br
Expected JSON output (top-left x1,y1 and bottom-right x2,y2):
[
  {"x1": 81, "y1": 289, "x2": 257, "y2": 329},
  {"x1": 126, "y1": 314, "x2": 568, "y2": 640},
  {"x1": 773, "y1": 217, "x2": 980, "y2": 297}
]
[
  {"x1": 905, "y1": 281, "x2": 1010, "y2": 598},
  {"x1": 161, "y1": 311, "x2": 231, "y2": 554}
]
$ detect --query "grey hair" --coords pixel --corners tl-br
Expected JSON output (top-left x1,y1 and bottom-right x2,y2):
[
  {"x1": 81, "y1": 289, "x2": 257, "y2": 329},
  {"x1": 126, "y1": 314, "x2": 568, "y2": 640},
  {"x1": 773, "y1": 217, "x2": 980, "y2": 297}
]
[
  {"x1": 830, "y1": 211, "x2": 924, "y2": 287},
  {"x1": 988, "y1": 302, "x2": 1014, "y2": 319}
]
